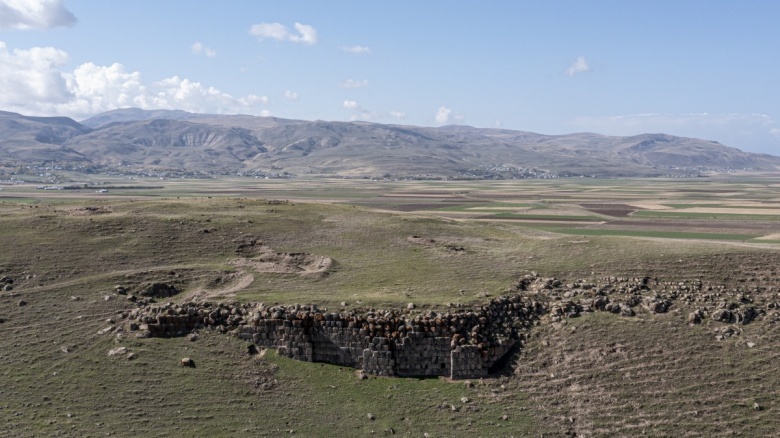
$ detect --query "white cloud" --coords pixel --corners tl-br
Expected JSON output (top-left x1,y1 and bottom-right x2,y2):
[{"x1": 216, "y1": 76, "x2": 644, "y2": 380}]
[
  {"x1": 0, "y1": 41, "x2": 270, "y2": 118},
  {"x1": 284, "y1": 90, "x2": 299, "y2": 101},
  {"x1": 389, "y1": 111, "x2": 406, "y2": 120},
  {"x1": 341, "y1": 100, "x2": 374, "y2": 121},
  {"x1": 0, "y1": 0, "x2": 76, "y2": 30},
  {"x1": 493, "y1": 120, "x2": 503, "y2": 128},
  {"x1": 259, "y1": 109, "x2": 272, "y2": 117},
  {"x1": 191, "y1": 42, "x2": 216, "y2": 57},
  {"x1": 341, "y1": 45, "x2": 371, "y2": 54},
  {"x1": 565, "y1": 56, "x2": 590, "y2": 77},
  {"x1": 435, "y1": 106, "x2": 452, "y2": 124},
  {"x1": 249, "y1": 22, "x2": 317, "y2": 45},
  {"x1": 570, "y1": 113, "x2": 780, "y2": 154},
  {"x1": 0, "y1": 41, "x2": 72, "y2": 105},
  {"x1": 340, "y1": 79, "x2": 368, "y2": 89}
]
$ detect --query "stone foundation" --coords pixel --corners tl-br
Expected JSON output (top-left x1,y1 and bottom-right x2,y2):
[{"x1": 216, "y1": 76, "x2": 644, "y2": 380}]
[
  {"x1": 128, "y1": 291, "x2": 542, "y2": 379},
  {"x1": 123, "y1": 272, "x2": 770, "y2": 379}
]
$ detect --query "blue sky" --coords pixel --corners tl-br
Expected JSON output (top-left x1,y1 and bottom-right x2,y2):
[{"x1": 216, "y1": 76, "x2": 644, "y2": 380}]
[{"x1": 1, "y1": 1, "x2": 779, "y2": 154}]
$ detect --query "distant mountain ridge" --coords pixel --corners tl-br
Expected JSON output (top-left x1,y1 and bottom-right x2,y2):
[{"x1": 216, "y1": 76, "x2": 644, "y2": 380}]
[{"x1": 0, "y1": 108, "x2": 777, "y2": 177}]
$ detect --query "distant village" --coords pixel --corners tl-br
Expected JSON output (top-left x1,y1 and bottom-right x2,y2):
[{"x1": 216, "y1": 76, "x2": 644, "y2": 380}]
[{"x1": 0, "y1": 160, "x2": 758, "y2": 186}]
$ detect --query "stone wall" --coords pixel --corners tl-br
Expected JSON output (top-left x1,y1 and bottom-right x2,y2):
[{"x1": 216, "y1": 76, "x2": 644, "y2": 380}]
[
  {"x1": 123, "y1": 272, "x2": 772, "y2": 379},
  {"x1": 126, "y1": 289, "x2": 544, "y2": 379}
]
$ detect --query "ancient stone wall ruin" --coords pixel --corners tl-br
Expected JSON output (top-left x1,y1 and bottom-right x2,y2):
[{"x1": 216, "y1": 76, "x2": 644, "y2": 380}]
[
  {"x1": 128, "y1": 291, "x2": 542, "y2": 379},
  {"x1": 123, "y1": 272, "x2": 772, "y2": 379}
]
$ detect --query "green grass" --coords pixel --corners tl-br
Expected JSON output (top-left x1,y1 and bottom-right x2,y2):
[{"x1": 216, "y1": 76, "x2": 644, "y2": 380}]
[
  {"x1": 633, "y1": 210, "x2": 780, "y2": 221},
  {"x1": 487, "y1": 213, "x2": 603, "y2": 221},
  {"x1": 265, "y1": 350, "x2": 534, "y2": 436},
  {"x1": 431, "y1": 202, "x2": 547, "y2": 212},
  {"x1": 553, "y1": 228, "x2": 757, "y2": 240},
  {"x1": 4, "y1": 176, "x2": 780, "y2": 436}
]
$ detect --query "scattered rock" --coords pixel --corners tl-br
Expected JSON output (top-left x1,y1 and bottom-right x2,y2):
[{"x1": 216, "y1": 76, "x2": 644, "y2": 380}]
[
  {"x1": 367, "y1": 413, "x2": 376, "y2": 421},
  {"x1": 98, "y1": 326, "x2": 116, "y2": 335},
  {"x1": 107, "y1": 347, "x2": 127, "y2": 357},
  {"x1": 17, "y1": 300, "x2": 26, "y2": 306},
  {"x1": 753, "y1": 402, "x2": 761, "y2": 411},
  {"x1": 687, "y1": 311, "x2": 702, "y2": 324},
  {"x1": 70, "y1": 296, "x2": 80, "y2": 301},
  {"x1": 187, "y1": 333, "x2": 198, "y2": 342},
  {"x1": 460, "y1": 397, "x2": 470, "y2": 404},
  {"x1": 3, "y1": 284, "x2": 13, "y2": 291},
  {"x1": 712, "y1": 308, "x2": 732, "y2": 323},
  {"x1": 127, "y1": 352, "x2": 136, "y2": 360},
  {"x1": 407, "y1": 303, "x2": 416, "y2": 310},
  {"x1": 180, "y1": 357, "x2": 194, "y2": 367},
  {"x1": 747, "y1": 342, "x2": 756, "y2": 348},
  {"x1": 139, "y1": 283, "x2": 180, "y2": 298},
  {"x1": 357, "y1": 370, "x2": 368, "y2": 380}
]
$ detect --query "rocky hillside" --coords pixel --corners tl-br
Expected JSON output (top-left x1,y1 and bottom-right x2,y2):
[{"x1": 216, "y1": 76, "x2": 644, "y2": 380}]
[{"x1": 1, "y1": 108, "x2": 778, "y2": 177}]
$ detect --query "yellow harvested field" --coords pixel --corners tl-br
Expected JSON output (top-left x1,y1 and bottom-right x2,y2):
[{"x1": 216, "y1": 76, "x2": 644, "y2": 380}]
[{"x1": 629, "y1": 202, "x2": 673, "y2": 210}]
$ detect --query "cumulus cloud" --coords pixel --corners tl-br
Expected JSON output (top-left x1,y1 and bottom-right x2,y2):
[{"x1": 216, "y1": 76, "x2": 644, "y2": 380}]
[
  {"x1": 389, "y1": 111, "x2": 406, "y2": 120},
  {"x1": 191, "y1": 42, "x2": 216, "y2": 57},
  {"x1": 284, "y1": 90, "x2": 299, "y2": 101},
  {"x1": 342, "y1": 100, "x2": 359, "y2": 110},
  {"x1": 341, "y1": 45, "x2": 371, "y2": 54},
  {"x1": 435, "y1": 106, "x2": 452, "y2": 124},
  {"x1": 0, "y1": 0, "x2": 76, "y2": 30},
  {"x1": 340, "y1": 79, "x2": 368, "y2": 89},
  {"x1": 0, "y1": 41, "x2": 270, "y2": 118},
  {"x1": 341, "y1": 99, "x2": 374, "y2": 121},
  {"x1": 565, "y1": 56, "x2": 590, "y2": 77},
  {"x1": 570, "y1": 113, "x2": 780, "y2": 154},
  {"x1": 249, "y1": 22, "x2": 317, "y2": 45}
]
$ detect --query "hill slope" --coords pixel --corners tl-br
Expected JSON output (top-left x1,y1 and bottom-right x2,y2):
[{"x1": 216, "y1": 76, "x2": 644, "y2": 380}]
[{"x1": 0, "y1": 108, "x2": 778, "y2": 177}]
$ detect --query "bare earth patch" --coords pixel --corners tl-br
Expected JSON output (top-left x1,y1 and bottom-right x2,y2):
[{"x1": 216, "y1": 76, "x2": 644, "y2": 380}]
[
  {"x1": 231, "y1": 247, "x2": 334, "y2": 278},
  {"x1": 184, "y1": 271, "x2": 255, "y2": 301},
  {"x1": 579, "y1": 203, "x2": 640, "y2": 217},
  {"x1": 66, "y1": 206, "x2": 112, "y2": 215}
]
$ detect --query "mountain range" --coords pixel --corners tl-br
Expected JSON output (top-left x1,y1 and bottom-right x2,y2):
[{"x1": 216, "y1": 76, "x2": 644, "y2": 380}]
[{"x1": 1, "y1": 108, "x2": 778, "y2": 177}]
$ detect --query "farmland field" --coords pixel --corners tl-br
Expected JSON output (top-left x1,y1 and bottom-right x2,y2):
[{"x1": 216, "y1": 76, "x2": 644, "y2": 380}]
[{"x1": 2, "y1": 173, "x2": 780, "y2": 436}]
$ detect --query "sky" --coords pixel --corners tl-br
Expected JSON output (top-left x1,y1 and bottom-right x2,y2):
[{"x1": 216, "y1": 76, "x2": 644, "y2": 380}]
[{"x1": 0, "y1": 0, "x2": 779, "y2": 154}]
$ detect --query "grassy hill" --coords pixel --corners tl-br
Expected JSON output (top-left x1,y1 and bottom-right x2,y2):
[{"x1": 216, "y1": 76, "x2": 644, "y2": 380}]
[{"x1": 2, "y1": 176, "x2": 780, "y2": 436}]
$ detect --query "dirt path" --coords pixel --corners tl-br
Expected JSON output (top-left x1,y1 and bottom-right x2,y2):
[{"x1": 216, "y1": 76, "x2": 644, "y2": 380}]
[{"x1": 182, "y1": 271, "x2": 255, "y2": 301}]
